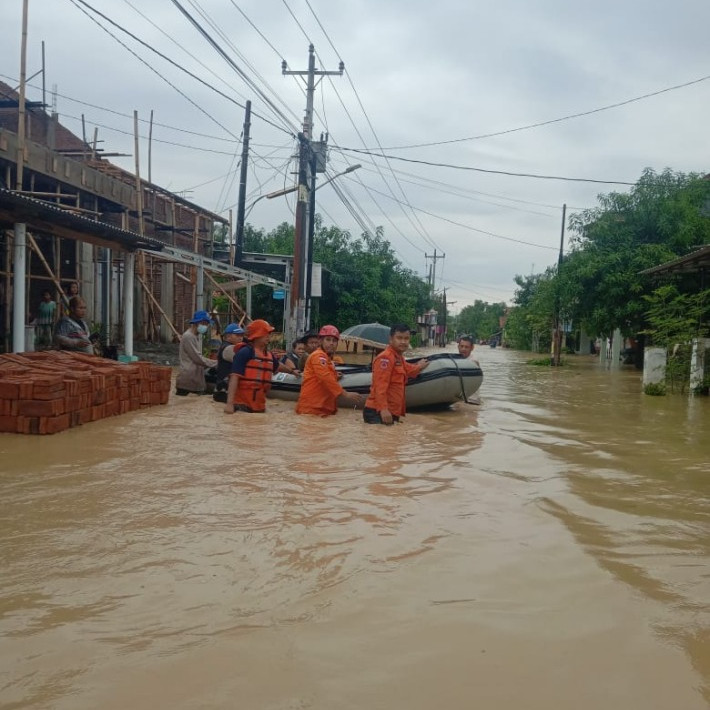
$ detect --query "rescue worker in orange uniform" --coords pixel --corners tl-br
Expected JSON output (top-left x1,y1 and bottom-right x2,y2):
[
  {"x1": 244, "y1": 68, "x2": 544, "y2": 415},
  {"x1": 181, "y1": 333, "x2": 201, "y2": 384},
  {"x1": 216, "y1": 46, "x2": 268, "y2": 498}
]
[
  {"x1": 295, "y1": 325, "x2": 361, "y2": 416},
  {"x1": 363, "y1": 323, "x2": 429, "y2": 425},
  {"x1": 223, "y1": 319, "x2": 281, "y2": 413}
]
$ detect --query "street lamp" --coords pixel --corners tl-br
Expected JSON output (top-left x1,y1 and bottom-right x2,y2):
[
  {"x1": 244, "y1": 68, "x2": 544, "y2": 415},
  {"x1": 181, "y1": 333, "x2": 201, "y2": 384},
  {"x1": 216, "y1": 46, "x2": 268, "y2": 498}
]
[{"x1": 265, "y1": 163, "x2": 362, "y2": 201}]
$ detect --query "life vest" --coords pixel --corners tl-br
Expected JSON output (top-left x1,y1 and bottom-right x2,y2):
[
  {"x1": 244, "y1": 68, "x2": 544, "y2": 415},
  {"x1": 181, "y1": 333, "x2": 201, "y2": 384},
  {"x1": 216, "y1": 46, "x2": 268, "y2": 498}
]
[{"x1": 234, "y1": 346, "x2": 275, "y2": 412}]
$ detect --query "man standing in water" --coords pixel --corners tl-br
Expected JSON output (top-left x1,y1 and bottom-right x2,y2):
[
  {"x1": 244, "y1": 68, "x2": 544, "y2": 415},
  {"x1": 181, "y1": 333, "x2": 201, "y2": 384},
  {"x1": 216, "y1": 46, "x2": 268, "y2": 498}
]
[
  {"x1": 175, "y1": 310, "x2": 215, "y2": 396},
  {"x1": 212, "y1": 323, "x2": 246, "y2": 402},
  {"x1": 363, "y1": 323, "x2": 429, "y2": 425},
  {"x1": 224, "y1": 319, "x2": 281, "y2": 414},
  {"x1": 296, "y1": 325, "x2": 361, "y2": 416}
]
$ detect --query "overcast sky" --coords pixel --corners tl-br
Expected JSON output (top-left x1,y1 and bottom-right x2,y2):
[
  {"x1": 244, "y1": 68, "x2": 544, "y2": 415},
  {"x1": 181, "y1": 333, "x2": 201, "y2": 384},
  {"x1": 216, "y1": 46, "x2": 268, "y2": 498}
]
[{"x1": 2, "y1": 0, "x2": 709, "y2": 311}]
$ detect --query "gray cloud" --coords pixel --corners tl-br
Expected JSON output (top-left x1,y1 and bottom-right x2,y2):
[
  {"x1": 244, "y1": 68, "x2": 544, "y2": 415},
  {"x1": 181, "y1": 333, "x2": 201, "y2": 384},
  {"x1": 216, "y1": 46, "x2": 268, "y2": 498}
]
[{"x1": 2, "y1": 0, "x2": 709, "y2": 308}]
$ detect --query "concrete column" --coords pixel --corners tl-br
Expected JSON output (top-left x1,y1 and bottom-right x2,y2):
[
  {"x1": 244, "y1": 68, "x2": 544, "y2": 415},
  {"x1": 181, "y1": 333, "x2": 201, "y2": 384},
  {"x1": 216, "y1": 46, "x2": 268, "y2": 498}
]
[
  {"x1": 610, "y1": 328, "x2": 622, "y2": 368},
  {"x1": 12, "y1": 223, "x2": 26, "y2": 353},
  {"x1": 246, "y1": 280, "x2": 253, "y2": 318},
  {"x1": 101, "y1": 248, "x2": 111, "y2": 345},
  {"x1": 80, "y1": 242, "x2": 95, "y2": 318},
  {"x1": 160, "y1": 262, "x2": 175, "y2": 344},
  {"x1": 643, "y1": 347, "x2": 666, "y2": 388},
  {"x1": 196, "y1": 258, "x2": 204, "y2": 311},
  {"x1": 689, "y1": 338, "x2": 710, "y2": 393},
  {"x1": 123, "y1": 252, "x2": 135, "y2": 359}
]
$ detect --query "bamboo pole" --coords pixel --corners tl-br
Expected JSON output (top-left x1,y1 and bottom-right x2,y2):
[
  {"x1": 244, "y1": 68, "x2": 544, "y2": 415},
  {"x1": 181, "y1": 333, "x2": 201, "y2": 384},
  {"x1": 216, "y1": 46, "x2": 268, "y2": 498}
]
[
  {"x1": 27, "y1": 231, "x2": 65, "y2": 302},
  {"x1": 136, "y1": 273, "x2": 181, "y2": 340},
  {"x1": 204, "y1": 271, "x2": 247, "y2": 319}
]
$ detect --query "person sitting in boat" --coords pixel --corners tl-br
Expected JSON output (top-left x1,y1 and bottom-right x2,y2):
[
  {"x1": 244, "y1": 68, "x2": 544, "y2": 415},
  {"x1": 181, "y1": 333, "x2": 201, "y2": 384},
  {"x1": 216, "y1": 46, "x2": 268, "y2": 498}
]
[
  {"x1": 280, "y1": 338, "x2": 305, "y2": 374},
  {"x1": 54, "y1": 296, "x2": 94, "y2": 355},
  {"x1": 297, "y1": 331, "x2": 321, "y2": 371},
  {"x1": 363, "y1": 323, "x2": 429, "y2": 425},
  {"x1": 296, "y1": 325, "x2": 361, "y2": 417},
  {"x1": 457, "y1": 334, "x2": 481, "y2": 367},
  {"x1": 175, "y1": 310, "x2": 216, "y2": 396},
  {"x1": 457, "y1": 335, "x2": 475, "y2": 358},
  {"x1": 212, "y1": 322, "x2": 246, "y2": 402},
  {"x1": 224, "y1": 319, "x2": 288, "y2": 414}
]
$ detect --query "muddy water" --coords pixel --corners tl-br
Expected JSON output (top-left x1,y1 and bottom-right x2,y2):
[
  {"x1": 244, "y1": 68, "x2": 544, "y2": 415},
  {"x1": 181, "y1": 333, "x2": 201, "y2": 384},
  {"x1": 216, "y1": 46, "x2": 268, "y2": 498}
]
[{"x1": 1, "y1": 347, "x2": 708, "y2": 709}]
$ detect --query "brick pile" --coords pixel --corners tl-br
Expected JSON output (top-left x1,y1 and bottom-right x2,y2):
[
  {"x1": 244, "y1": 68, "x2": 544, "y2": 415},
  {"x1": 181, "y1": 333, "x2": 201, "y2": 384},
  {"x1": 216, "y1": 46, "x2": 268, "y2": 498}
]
[{"x1": 0, "y1": 351, "x2": 172, "y2": 435}]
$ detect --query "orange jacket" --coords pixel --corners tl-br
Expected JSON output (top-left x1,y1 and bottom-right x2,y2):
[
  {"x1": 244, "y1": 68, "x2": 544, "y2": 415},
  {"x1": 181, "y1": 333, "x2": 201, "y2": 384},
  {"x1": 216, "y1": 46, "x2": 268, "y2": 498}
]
[
  {"x1": 364, "y1": 345, "x2": 421, "y2": 417},
  {"x1": 296, "y1": 347, "x2": 345, "y2": 416},
  {"x1": 234, "y1": 346, "x2": 276, "y2": 412}
]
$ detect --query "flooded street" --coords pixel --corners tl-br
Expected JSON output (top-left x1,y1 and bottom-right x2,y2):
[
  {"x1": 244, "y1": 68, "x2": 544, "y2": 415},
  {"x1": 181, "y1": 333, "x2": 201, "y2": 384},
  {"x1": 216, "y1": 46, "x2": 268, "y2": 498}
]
[{"x1": 1, "y1": 346, "x2": 708, "y2": 709}]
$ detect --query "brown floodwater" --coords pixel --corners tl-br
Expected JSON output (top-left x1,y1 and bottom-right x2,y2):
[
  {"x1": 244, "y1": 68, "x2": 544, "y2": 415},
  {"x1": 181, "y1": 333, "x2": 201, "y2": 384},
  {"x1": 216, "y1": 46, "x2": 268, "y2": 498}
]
[{"x1": 1, "y1": 347, "x2": 708, "y2": 709}]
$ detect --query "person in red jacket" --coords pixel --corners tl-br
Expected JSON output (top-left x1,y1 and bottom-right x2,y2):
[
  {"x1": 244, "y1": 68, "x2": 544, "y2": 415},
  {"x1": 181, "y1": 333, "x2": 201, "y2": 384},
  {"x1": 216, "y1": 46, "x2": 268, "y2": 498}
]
[
  {"x1": 223, "y1": 319, "x2": 280, "y2": 413},
  {"x1": 363, "y1": 323, "x2": 429, "y2": 425},
  {"x1": 296, "y1": 325, "x2": 361, "y2": 416}
]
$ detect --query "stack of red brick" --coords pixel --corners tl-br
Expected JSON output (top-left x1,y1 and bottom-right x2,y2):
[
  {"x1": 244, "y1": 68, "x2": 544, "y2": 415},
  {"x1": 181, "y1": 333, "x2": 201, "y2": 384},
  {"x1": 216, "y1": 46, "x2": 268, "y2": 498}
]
[{"x1": 0, "y1": 351, "x2": 172, "y2": 435}]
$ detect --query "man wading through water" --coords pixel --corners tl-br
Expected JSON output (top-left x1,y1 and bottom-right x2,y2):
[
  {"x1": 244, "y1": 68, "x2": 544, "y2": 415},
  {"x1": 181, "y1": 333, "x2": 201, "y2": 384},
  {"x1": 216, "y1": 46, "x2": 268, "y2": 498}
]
[
  {"x1": 223, "y1": 319, "x2": 291, "y2": 414},
  {"x1": 363, "y1": 323, "x2": 429, "y2": 425}
]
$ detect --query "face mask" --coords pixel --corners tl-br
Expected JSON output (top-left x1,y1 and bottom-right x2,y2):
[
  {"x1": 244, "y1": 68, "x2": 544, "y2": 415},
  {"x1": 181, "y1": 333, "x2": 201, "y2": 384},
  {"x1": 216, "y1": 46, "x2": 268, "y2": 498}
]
[{"x1": 197, "y1": 324, "x2": 208, "y2": 334}]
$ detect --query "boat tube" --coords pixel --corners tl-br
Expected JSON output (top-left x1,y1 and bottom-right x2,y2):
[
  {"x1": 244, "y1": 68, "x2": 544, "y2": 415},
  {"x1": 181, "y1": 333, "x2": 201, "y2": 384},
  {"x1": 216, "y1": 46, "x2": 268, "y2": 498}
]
[{"x1": 269, "y1": 353, "x2": 483, "y2": 409}]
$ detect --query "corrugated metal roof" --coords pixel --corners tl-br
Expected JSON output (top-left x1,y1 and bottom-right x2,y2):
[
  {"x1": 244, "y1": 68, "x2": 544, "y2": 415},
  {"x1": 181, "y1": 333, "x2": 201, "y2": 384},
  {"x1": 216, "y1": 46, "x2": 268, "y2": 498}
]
[
  {"x1": 640, "y1": 245, "x2": 710, "y2": 275},
  {"x1": 0, "y1": 187, "x2": 165, "y2": 252}
]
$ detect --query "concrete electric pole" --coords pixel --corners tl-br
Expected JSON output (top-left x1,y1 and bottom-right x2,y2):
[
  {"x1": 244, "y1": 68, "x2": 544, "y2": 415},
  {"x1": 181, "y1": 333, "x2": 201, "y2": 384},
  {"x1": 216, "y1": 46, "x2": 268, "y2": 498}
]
[{"x1": 282, "y1": 45, "x2": 343, "y2": 340}]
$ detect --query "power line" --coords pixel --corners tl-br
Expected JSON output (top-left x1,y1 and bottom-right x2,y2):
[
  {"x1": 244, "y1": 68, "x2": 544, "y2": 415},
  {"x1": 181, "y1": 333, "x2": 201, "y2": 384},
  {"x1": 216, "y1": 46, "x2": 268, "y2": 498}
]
[
  {"x1": 346, "y1": 177, "x2": 558, "y2": 251},
  {"x1": 298, "y1": 6, "x2": 443, "y2": 251},
  {"x1": 360, "y1": 73, "x2": 710, "y2": 151},
  {"x1": 169, "y1": 0, "x2": 299, "y2": 135},
  {"x1": 327, "y1": 156, "x2": 558, "y2": 219},
  {"x1": 68, "y1": 0, "x2": 241, "y2": 140},
  {"x1": 0, "y1": 73, "x2": 240, "y2": 145},
  {"x1": 185, "y1": 0, "x2": 303, "y2": 129},
  {"x1": 119, "y1": 0, "x2": 248, "y2": 104},
  {"x1": 68, "y1": 0, "x2": 292, "y2": 136},
  {"x1": 276, "y1": 1, "x2": 441, "y2": 253},
  {"x1": 334, "y1": 147, "x2": 635, "y2": 185},
  {"x1": 59, "y1": 112, "x2": 238, "y2": 155}
]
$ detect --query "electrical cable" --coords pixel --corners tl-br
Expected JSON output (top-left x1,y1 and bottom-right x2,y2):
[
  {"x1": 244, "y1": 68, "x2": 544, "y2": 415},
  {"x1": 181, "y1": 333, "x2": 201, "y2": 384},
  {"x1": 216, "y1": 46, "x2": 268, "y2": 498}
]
[
  {"x1": 326, "y1": 156, "x2": 558, "y2": 219},
  {"x1": 169, "y1": 0, "x2": 299, "y2": 135},
  {"x1": 59, "y1": 111, "x2": 239, "y2": 155},
  {"x1": 119, "y1": 0, "x2": 248, "y2": 102},
  {"x1": 0, "y1": 73, "x2": 239, "y2": 144},
  {"x1": 359, "y1": 73, "x2": 710, "y2": 151},
  {"x1": 68, "y1": 0, "x2": 293, "y2": 136},
  {"x1": 346, "y1": 177, "x2": 558, "y2": 251},
  {"x1": 299, "y1": 3, "x2": 444, "y2": 251},
  {"x1": 68, "y1": 0, "x2": 241, "y2": 140},
  {"x1": 185, "y1": 0, "x2": 303, "y2": 129},
  {"x1": 333, "y1": 146, "x2": 635, "y2": 185}
]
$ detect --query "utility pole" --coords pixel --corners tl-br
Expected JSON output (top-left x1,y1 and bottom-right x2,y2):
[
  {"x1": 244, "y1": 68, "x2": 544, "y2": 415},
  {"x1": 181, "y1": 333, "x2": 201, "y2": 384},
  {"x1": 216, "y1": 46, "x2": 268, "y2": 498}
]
[
  {"x1": 441, "y1": 288, "x2": 447, "y2": 347},
  {"x1": 552, "y1": 203, "x2": 567, "y2": 366},
  {"x1": 16, "y1": 0, "x2": 29, "y2": 190},
  {"x1": 234, "y1": 100, "x2": 251, "y2": 267},
  {"x1": 425, "y1": 249, "x2": 445, "y2": 295},
  {"x1": 282, "y1": 45, "x2": 343, "y2": 340},
  {"x1": 305, "y1": 149, "x2": 317, "y2": 330},
  {"x1": 447, "y1": 299, "x2": 457, "y2": 342}
]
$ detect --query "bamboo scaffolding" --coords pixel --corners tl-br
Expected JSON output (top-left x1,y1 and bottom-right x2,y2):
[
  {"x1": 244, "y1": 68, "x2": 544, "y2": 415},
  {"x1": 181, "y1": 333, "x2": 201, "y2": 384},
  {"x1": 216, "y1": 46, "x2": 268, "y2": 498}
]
[
  {"x1": 136, "y1": 273, "x2": 181, "y2": 340},
  {"x1": 205, "y1": 271, "x2": 248, "y2": 321}
]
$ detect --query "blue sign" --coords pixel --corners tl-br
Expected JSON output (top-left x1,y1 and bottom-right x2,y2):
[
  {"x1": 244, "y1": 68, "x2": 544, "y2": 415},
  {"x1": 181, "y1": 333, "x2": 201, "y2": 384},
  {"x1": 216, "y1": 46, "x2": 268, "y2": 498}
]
[{"x1": 272, "y1": 289, "x2": 286, "y2": 300}]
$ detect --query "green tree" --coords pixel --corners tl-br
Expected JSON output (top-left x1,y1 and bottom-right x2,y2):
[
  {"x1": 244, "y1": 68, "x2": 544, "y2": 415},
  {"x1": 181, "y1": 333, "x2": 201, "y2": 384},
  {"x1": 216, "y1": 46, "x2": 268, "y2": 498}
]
[{"x1": 240, "y1": 217, "x2": 432, "y2": 331}]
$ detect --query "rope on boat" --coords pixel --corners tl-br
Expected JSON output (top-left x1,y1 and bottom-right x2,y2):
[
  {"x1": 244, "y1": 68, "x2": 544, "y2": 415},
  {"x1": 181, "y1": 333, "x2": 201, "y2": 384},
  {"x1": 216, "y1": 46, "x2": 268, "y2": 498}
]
[{"x1": 446, "y1": 354, "x2": 469, "y2": 403}]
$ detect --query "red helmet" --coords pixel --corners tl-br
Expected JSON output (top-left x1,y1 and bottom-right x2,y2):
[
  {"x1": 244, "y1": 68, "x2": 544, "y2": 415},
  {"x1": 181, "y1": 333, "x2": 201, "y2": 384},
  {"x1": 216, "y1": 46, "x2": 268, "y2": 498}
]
[{"x1": 318, "y1": 325, "x2": 340, "y2": 339}]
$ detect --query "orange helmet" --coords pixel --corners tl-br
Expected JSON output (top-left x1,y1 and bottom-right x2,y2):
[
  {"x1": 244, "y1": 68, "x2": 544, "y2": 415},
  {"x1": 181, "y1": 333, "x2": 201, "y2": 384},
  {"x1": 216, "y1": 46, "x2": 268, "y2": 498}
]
[
  {"x1": 247, "y1": 319, "x2": 275, "y2": 340},
  {"x1": 318, "y1": 325, "x2": 340, "y2": 339}
]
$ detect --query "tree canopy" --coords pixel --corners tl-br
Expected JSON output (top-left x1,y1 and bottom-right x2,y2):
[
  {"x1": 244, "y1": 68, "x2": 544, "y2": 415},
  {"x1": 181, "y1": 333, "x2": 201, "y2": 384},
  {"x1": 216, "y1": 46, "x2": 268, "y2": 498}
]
[
  {"x1": 506, "y1": 169, "x2": 710, "y2": 349},
  {"x1": 239, "y1": 217, "x2": 431, "y2": 333}
]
